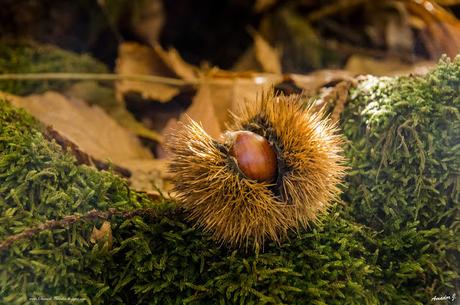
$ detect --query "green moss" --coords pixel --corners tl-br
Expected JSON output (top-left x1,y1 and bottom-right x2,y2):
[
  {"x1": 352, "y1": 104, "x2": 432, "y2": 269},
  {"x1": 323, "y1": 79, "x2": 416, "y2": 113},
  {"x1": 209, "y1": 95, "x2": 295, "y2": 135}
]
[
  {"x1": 0, "y1": 101, "x2": 375, "y2": 304},
  {"x1": 0, "y1": 41, "x2": 108, "y2": 95},
  {"x1": 0, "y1": 101, "x2": 167, "y2": 304},
  {"x1": 0, "y1": 57, "x2": 459, "y2": 304},
  {"x1": 341, "y1": 55, "x2": 460, "y2": 304}
]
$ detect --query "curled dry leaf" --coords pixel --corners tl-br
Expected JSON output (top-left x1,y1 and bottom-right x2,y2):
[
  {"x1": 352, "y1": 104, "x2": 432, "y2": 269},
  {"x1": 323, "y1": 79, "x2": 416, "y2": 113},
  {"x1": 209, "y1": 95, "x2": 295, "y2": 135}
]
[
  {"x1": 161, "y1": 72, "x2": 283, "y2": 158},
  {"x1": 65, "y1": 81, "x2": 162, "y2": 143},
  {"x1": 116, "y1": 42, "x2": 180, "y2": 103},
  {"x1": 253, "y1": 0, "x2": 277, "y2": 12},
  {"x1": 117, "y1": 159, "x2": 171, "y2": 194},
  {"x1": 2, "y1": 91, "x2": 152, "y2": 163},
  {"x1": 253, "y1": 31, "x2": 282, "y2": 74},
  {"x1": 345, "y1": 55, "x2": 435, "y2": 76},
  {"x1": 282, "y1": 70, "x2": 354, "y2": 96},
  {"x1": 406, "y1": 0, "x2": 460, "y2": 59},
  {"x1": 90, "y1": 221, "x2": 112, "y2": 250},
  {"x1": 152, "y1": 44, "x2": 198, "y2": 81}
]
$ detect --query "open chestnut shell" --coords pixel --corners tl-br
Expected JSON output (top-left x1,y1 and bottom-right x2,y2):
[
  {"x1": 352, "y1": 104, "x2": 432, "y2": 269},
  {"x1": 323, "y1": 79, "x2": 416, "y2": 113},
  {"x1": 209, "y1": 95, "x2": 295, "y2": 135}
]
[{"x1": 166, "y1": 90, "x2": 346, "y2": 249}]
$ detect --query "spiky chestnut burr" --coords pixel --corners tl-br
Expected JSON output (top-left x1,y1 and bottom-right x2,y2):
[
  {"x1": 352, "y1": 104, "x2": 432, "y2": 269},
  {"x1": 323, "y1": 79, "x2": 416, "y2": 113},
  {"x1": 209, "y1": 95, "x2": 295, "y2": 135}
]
[{"x1": 166, "y1": 90, "x2": 346, "y2": 249}]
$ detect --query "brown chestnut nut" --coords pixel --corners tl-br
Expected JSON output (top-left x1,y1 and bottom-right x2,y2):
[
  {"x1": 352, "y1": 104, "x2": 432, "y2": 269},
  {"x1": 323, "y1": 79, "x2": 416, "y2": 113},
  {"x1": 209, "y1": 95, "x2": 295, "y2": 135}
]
[{"x1": 226, "y1": 131, "x2": 277, "y2": 182}]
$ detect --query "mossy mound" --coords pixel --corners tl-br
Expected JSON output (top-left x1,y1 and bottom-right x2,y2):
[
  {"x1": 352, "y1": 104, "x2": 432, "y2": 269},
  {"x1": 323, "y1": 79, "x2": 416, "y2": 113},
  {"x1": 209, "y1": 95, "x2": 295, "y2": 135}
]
[
  {"x1": 0, "y1": 101, "x2": 374, "y2": 304},
  {"x1": 0, "y1": 41, "x2": 108, "y2": 95},
  {"x1": 0, "y1": 57, "x2": 459, "y2": 305},
  {"x1": 341, "y1": 56, "x2": 460, "y2": 303}
]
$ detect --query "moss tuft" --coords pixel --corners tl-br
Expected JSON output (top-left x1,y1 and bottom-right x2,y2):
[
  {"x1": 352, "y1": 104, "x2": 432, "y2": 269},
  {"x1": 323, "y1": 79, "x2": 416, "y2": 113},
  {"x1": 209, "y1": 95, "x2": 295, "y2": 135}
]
[{"x1": 0, "y1": 41, "x2": 108, "y2": 95}]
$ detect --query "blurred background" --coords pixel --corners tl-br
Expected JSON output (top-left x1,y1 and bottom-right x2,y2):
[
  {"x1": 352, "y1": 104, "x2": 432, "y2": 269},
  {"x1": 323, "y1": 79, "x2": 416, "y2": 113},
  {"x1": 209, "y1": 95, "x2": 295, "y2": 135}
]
[{"x1": 1, "y1": 0, "x2": 459, "y2": 73}]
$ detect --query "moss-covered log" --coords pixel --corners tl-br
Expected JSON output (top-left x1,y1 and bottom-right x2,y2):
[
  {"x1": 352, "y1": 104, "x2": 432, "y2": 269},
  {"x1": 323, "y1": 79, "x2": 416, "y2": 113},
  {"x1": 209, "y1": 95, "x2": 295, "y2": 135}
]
[{"x1": 0, "y1": 57, "x2": 459, "y2": 305}]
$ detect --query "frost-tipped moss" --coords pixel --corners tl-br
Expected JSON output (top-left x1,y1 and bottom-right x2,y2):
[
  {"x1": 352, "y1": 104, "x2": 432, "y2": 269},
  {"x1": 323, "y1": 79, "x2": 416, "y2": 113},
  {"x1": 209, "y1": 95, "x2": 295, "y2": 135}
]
[{"x1": 0, "y1": 41, "x2": 107, "y2": 95}]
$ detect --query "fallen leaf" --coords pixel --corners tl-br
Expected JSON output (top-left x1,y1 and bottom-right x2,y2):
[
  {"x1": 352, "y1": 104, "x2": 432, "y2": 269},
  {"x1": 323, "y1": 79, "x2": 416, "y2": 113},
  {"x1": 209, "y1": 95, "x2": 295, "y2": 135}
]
[
  {"x1": 253, "y1": 0, "x2": 277, "y2": 12},
  {"x1": 90, "y1": 221, "x2": 112, "y2": 249},
  {"x1": 284, "y1": 70, "x2": 354, "y2": 96},
  {"x1": 2, "y1": 91, "x2": 152, "y2": 163},
  {"x1": 66, "y1": 81, "x2": 162, "y2": 143},
  {"x1": 345, "y1": 55, "x2": 435, "y2": 76},
  {"x1": 253, "y1": 31, "x2": 282, "y2": 74},
  {"x1": 153, "y1": 44, "x2": 198, "y2": 81},
  {"x1": 170, "y1": 80, "x2": 222, "y2": 139},
  {"x1": 43, "y1": 126, "x2": 132, "y2": 178},
  {"x1": 131, "y1": 0, "x2": 165, "y2": 45},
  {"x1": 117, "y1": 159, "x2": 171, "y2": 194},
  {"x1": 406, "y1": 0, "x2": 460, "y2": 59},
  {"x1": 116, "y1": 42, "x2": 180, "y2": 103}
]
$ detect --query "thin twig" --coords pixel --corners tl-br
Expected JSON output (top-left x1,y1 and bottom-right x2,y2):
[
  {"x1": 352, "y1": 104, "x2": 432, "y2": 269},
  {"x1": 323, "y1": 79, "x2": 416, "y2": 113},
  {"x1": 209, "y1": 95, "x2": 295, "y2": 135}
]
[
  {"x1": 0, "y1": 72, "x2": 277, "y2": 86},
  {"x1": 0, "y1": 207, "x2": 169, "y2": 252},
  {"x1": 0, "y1": 73, "x2": 197, "y2": 86}
]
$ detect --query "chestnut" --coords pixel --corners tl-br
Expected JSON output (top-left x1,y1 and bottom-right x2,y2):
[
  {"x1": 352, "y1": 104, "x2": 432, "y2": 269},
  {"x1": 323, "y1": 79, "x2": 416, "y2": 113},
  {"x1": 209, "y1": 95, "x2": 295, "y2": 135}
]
[{"x1": 226, "y1": 131, "x2": 277, "y2": 182}]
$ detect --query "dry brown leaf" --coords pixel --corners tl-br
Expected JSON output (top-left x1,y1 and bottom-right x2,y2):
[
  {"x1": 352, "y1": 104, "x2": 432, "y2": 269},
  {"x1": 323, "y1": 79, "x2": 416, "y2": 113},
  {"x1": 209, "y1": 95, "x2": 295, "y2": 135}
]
[
  {"x1": 345, "y1": 55, "x2": 435, "y2": 76},
  {"x1": 434, "y1": 0, "x2": 460, "y2": 4},
  {"x1": 117, "y1": 159, "x2": 171, "y2": 194},
  {"x1": 254, "y1": 0, "x2": 277, "y2": 12},
  {"x1": 406, "y1": 0, "x2": 460, "y2": 59},
  {"x1": 2, "y1": 91, "x2": 152, "y2": 163},
  {"x1": 286, "y1": 70, "x2": 354, "y2": 96},
  {"x1": 178, "y1": 80, "x2": 222, "y2": 139},
  {"x1": 90, "y1": 221, "x2": 112, "y2": 249},
  {"x1": 153, "y1": 44, "x2": 198, "y2": 81},
  {"x1": 232, "y1": 46, "x2": 261, "y2": 72},
  {"x1": 161, "y1": 73, "x2": 282, "y2": 157},
  {"x1": 253, "y1": 32, "x2": 282, "y2": 74},
  {"x1": 65, "y1": 81, "x2": 162, "y2": 143},
  {"x1": 385, "y1": 3, "x2": 414, "y2": 54},
  {"x1": 131, "y1": 0, "x2": 165, "y2": 45},
  {"x1": 116, "y1": 42, "x2": 180, "y2": 102}
]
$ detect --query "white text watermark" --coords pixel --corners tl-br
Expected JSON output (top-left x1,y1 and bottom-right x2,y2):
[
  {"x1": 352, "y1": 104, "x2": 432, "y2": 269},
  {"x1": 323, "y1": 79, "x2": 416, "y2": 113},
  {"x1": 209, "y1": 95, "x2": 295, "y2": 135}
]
[
  {"x1": 29, "y1": 296, "x2": 85, "y2": 303},
  {"x1": 431, "y1": 293, "x2": 456, "y2": 303}
]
